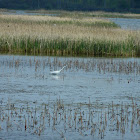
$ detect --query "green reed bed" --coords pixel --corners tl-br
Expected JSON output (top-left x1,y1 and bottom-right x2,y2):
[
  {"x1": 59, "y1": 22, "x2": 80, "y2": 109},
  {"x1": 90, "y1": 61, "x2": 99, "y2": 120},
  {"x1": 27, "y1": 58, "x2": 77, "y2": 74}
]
[
  {"x1": 0, "y1": 14, "x2": 140, "y2": 56},
  {"x1": 0, "y1": 36, "x2": 138, "y2": 56}
]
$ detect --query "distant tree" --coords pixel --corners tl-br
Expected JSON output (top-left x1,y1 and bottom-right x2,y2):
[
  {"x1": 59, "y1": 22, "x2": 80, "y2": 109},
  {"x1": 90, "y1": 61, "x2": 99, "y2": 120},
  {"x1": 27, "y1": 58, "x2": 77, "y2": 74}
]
[
  {"x1": 134, "y1": 0, "x2": 140, "y2": 8},
  {"x1": 0, "y1": 0, "x2": 139, "y2": 12}
]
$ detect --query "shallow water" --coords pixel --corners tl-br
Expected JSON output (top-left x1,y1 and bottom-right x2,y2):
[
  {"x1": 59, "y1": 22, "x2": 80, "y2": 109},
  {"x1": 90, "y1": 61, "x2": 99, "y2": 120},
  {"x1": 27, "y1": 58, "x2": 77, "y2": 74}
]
[
  {"x1": 0, "y1": 55, "x2": 140, "y2": 140},
  {"x1": 108, "y1": 18, "x2": 140, "y2": 30}
]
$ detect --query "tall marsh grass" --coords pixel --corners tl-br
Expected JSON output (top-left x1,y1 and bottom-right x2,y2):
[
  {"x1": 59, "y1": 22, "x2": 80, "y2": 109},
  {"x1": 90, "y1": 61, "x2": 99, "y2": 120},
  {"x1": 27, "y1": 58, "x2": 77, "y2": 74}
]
[{"x1": 0, "y1": 14, "x2": 140, "y2": 56}]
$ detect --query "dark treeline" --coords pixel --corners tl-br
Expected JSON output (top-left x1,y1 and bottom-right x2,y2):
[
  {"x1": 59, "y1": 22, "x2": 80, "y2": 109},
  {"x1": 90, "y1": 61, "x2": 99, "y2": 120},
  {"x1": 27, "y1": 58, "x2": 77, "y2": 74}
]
[{"x1": 0, "y1": 0, "x2": 140, "y2": 13}]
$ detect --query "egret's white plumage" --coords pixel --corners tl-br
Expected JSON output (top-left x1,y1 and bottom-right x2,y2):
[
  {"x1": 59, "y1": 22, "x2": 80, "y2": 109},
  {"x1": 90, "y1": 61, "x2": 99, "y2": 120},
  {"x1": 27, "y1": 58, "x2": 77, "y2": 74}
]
[{"x1": 50, "y1": 66, "x2": 67, "y2": 75}]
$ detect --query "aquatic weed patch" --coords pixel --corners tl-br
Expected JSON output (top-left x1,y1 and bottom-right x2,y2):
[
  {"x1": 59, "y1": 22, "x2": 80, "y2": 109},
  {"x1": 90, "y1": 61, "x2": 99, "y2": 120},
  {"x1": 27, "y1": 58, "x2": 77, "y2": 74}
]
[{"x1": 0, "y1": 97, "x2": 139, "y2": 139}]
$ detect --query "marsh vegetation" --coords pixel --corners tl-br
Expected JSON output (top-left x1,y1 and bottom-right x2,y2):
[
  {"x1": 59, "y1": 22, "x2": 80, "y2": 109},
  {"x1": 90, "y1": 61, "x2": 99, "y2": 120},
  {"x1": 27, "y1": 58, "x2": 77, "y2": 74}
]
[
  {"x1": 0, "y1": 97, "x2": 140, "y2": 140},
  {"x1": 0, "y1": 11, "x2": 140, "y2": 56}
]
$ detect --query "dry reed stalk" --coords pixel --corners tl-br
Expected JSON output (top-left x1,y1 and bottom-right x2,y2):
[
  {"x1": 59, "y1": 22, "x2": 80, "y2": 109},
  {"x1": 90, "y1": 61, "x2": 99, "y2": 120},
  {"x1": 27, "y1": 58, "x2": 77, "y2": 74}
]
[
  {"x1": 74, "y1": 111, "x2": 77, "y2": 129},
  {"x1": 25, "y1": 116, "x2": 27, "y2": 131}
]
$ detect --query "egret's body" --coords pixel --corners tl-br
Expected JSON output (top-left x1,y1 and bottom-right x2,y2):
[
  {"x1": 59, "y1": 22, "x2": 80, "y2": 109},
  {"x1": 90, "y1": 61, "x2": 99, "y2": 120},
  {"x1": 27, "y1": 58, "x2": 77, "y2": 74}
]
[{"x1": 50, "y1": 66, "x2": 66, "y2": 75}]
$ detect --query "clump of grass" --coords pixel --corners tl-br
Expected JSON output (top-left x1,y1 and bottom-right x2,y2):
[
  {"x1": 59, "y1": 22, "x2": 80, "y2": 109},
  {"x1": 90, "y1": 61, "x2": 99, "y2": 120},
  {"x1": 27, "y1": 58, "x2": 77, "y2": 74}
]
[
  {"x1": 90, "y1": 11, "x2": 140, "y2": 19},
  {"x1": 0, "y1": 14, "x2": 140, "y2": 56}
]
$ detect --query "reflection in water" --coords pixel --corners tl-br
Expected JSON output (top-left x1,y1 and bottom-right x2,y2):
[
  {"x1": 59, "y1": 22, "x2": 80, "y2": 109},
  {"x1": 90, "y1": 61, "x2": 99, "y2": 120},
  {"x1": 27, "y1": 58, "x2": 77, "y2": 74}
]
[{"x1": 51, "y1": 74, "x2": 65, "y2": 81}]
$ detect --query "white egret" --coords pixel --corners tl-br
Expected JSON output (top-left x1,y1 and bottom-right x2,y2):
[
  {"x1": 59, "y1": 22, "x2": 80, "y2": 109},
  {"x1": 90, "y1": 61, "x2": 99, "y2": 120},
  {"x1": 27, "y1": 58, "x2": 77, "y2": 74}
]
[{"x1": 50, "y1": 65, "x2": 67, "y2": 75}]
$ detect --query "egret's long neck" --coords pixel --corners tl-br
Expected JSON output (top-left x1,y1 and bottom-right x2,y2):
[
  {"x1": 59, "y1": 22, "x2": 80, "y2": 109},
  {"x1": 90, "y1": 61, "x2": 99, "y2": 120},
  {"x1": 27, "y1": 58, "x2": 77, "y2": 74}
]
[{"x1": 59, "y1": 66, "x2": 66, "y2": 72}]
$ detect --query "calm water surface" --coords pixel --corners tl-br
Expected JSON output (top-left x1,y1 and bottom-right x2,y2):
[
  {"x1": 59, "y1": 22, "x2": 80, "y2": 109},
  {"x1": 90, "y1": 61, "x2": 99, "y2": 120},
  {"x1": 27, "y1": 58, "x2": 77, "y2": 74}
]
[
  {"x1": 0, "y1": 55, "x2": 140, "y2": 140},
  {"x1": 108, "y1": 18, "x2": 140, "y2": 30}
]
